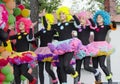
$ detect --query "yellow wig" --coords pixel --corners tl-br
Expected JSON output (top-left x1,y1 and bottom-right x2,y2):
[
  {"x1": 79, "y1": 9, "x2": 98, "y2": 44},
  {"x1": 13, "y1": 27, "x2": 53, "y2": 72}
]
[
  {"x1": 44, "y1": 13, "x2": 54, "y2": 31},
  {"x1": 56, "y1": 6, "x2": 73, "y2": 22}
]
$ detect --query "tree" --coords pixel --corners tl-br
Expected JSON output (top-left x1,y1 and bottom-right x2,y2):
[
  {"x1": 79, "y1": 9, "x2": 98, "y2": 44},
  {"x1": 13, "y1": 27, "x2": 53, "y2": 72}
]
[
  {"x1": 114, "y1": 0, "x2": 120, "y2": 14},
  {"x1": 104, "y1": 0, "x2": 110, "y2": 12},
  {"x1": 16, "y1": 0, "x2": 61, "y2": 13},
  {"x1": 38, "y1": 0, "x2": 61, "y2": 13},
  {"x1": 70, "y1": 0, "x2": 103, "y2": 13}
]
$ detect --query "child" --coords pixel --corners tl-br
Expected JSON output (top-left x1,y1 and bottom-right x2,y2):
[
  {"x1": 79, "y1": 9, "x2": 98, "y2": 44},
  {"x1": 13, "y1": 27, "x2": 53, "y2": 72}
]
[
  {"x1": 34, "y1": 13, "x2": 58, "y2": 84},
  {"x1": 8, "y1": 18, "x2": 37, "y2": 84},
  {"x1": 92, "y1": 10, "x2": 116, "y2": 84},
  {"x1": 74, "y1": 11, "x2": 101, "y2": 84}
]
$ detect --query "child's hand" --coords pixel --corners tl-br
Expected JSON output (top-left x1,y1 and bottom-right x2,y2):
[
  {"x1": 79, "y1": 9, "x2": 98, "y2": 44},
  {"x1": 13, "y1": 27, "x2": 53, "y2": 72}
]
[
  {"x1": 30, "y1": 21, "x2": 37, "y2": 28},
  {"x1": 8, "y1": 25, "x2": 14, "y2": 30},
  {"x1": 70, "y1": 9, "x2": 74, "y2": 16},
  {"x1": 39, "y1": 9, "x2": 46, "y2": 17},
  {"x1": 86, "y1": 11, "x2": 92, "y2": 19},
  {"x1": 72, "y1": 30, "x2": 77, "y2": 37}
]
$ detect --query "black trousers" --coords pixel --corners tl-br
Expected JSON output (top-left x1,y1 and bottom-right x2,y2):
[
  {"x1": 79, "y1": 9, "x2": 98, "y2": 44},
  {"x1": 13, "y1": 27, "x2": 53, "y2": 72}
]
[
  {"x1": 58, "y1": 52, "x2": 75, "y2": 83},
  {"x1": 13, "y1": 63, "x2": 33, "y2": 84},
  {"x1": 92, "y1": 55, "x2": 111, "y2": 76},
  {"x1": 38, "y1": 61, "x2": 56, "y2": 84},
  {"x1": 76, "y1": 56, "x2": 97, "y2": 81},
  {"x1": 56, "y1": 66, "x2": 62, "y2": 84}
]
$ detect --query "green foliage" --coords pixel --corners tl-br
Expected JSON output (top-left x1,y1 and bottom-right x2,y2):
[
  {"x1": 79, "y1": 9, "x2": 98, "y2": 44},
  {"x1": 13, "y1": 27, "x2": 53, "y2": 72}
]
[
  {"x1": 95, "y1": 0, "x2": 104, "y2": 4},
  {"x1": 38, "y1": 0, "x2": 61, "y2": 13},
  {"x1": 16, "y1": 0, "x2": 61, "y2": 13},
  {"x1": 16, "y1": 0, "x2": 30, "y2": 9},
  {"x1": 116, "y1": 5, "x2": 120, "y2": 14}
]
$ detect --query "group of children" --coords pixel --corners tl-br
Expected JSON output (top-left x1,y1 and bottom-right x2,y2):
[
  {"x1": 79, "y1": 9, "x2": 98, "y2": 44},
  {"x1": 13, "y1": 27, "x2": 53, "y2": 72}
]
[{"x1": 0, "y1": 4, "x2": 116, "y2": 84}]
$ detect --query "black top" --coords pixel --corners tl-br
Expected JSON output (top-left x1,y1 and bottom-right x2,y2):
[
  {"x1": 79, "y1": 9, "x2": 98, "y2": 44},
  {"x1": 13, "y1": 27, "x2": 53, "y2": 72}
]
[
  {"x1": 93, "y1": 21, "x2": 116, "y2": 41},
  {"x1": 77, "y1": 26, "x2": 92, "y2": 45},
  {"x1": 34, "y1": 29, "x2": 56, "y2": 47},
  {"x1": 77, "y1": 19, "x2": 95, "y2": 45},
  {"x1": 52, "y1": 15, "x2": 80, "y2": 41},
  {"x1": 9, "y1": 29, "x2": 33, "y2": 52},
  {"x1": 93, "y1": 25, "x2": 110, "y2": 41}
]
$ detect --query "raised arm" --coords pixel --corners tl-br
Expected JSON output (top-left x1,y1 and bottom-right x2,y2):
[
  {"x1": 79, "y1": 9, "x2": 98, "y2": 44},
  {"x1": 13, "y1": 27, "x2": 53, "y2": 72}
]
[{"x1": 27, "y1": 21, "x2": 37, "y2": 40}]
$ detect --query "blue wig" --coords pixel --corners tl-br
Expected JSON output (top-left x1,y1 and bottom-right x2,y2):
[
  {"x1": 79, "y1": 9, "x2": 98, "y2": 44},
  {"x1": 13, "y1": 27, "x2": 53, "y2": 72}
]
[{"x1": 93, "y1": 10, "x2": 111, "y2": 25}]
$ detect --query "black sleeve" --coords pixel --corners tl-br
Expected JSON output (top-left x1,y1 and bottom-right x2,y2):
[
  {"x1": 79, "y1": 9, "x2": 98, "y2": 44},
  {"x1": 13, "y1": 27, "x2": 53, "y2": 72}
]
[
  {"x1": 7, "y1": 29, "x2": 18, "y2": 40},
  {"x1": 52, "y1": 24, "x2": 59, "y2": 40},
  {"x1": 28, "y1": 29, "x2": 33, "y2": 39},
  {"x1": 89, "y1": 18, "x2": 96, "y2": 27},
  {"x1": 34, "y1": 30, "x2": 41, "y2": 38},
  {"x1": 73, "y1": 15, "x2": 80, "y2": 25},
  {"x1": 9, "y1": 35, "x2": 17, "y2": 40},
  {"x1": 43, "y1": 16, "x2": 48, "y2": 28}
]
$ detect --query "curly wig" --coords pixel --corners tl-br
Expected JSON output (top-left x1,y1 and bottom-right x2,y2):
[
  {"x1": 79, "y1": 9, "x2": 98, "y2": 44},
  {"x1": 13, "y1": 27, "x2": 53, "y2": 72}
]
[
  {"x1": 0, "y1": 4, "x2": 8, "y2": 28},
  {"x1": 56, "y1": 6, "x2": 73, "y2": 22},
  {"x1": 16, "y1": 18, "x2": 32, "y2": 33},
  {"x1": 93, "y1": 10, "x2": 111, "y2": 25},
  {"x1": 45, "y1": 13, "x2": 54, "y2": 24},
  {"x1": 44, "y1": 13, "x2": 54, "y2": 31},
  {"x1": 77, "y1": 11, "x2": 91, "y2": 25}
]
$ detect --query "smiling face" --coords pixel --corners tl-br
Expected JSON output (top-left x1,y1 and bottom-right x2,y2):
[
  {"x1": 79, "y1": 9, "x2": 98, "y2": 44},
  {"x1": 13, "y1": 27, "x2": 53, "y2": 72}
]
[
  {"x1": 97, "y1": 15, "x2": 104, "y2": 25},
  {"x1": 18, "y1": 22, "x2": 25, "y2": 32},
  {"x1": 79, "y1": 17, "x2": 86, "y2": 25},
  {"x1": 59, "y1": 12, "x2": 67, "y2": 22}
]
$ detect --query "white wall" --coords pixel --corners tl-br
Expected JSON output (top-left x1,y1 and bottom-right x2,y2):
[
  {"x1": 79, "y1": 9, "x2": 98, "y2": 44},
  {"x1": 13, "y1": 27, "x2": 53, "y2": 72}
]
[{"x1": 110, "y1": 24, "x2": 120, "y2": 82}]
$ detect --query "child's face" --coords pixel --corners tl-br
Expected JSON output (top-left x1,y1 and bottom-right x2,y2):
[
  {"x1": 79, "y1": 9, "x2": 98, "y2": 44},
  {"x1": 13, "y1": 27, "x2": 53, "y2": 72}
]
[
  {"x1": 79, "y1": 17, "x2": 86, "y2": 25},
  {"x1": 18, "y1": 22, "x2": 25, "y2": 31},
  {"x1": 97, "y1": 15, "x2": 103, "y2": 25},
  {"x1": 60, "y1": 12, "x2": 67, "y2": 22}
]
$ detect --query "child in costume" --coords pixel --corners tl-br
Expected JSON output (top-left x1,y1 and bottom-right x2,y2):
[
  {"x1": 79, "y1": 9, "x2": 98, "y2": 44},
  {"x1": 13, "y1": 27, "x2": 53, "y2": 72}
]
[
  {"x1": 0, "y1": 4, "x2": 9, "y2": 47},
  {"x1": 91, "y1": 10, "x2": 116, "y2": 84},
  {"x1": 74, "y1": 11, "x2": 101, "y2": 84},
  {"x1": 0, "y1": 4, "x2": 11, "y2": 69},
  {"x1": 48, "y1": 6, "x2": 82, "y2": 84},
  {"x1": 7, "y1": 18, "x2": 37, "y2": 84},
  {"x1": 34, "y1": 13, "x2": 58, "y2": 84}
]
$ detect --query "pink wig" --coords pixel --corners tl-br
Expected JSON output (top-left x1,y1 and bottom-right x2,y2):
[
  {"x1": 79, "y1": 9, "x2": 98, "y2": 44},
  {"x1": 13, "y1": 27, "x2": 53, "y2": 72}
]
[
  {"x1": 77, "y1": 11, "x2": 96, "y2": 29},
  {"x1": 16, "y1": 18, "x2": 32, "y2": 33},
  {"x1": 0, "y1": 4, "x2": 8, "y2": 27},
  {"x1": 77, "y1": 11, "x2": 90, "y2": 25}
]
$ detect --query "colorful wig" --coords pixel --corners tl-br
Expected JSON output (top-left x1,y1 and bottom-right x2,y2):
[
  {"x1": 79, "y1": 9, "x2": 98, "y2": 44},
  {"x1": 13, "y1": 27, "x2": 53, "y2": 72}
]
[
  {"x1": 93, "y1": 10, "x2": 111, "y2": 25},
  {"x1": 0, "y1": 4, "x2": 8, "y2": 29},
  {"x1": 16, "y1": 18, "x2": 32, "y2": 33},
  {"x1": 44, "y1": 13, "x2": 54, "y2": 31},
  {"x1": 77, "y1": 11, "x2": 91, "y2": 26},
  {"x1": 56, "y1": 6, "x2": 73, "y2": 22}
]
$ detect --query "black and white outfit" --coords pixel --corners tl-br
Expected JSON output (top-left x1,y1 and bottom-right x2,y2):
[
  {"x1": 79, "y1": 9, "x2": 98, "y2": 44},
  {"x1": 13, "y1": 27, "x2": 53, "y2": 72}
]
[
  {"x1": 92, "y1": 22, "x2": 116, "y2": 84},
  {"x1": 8, "y1": 29, "x2": 35, "y2": 84},
  {"x1": 34, "y1": 16, "x2": 58, "y2": 84},
  {"x1": 48, "y1": 15, "x2": 81, "y2": 84},
  {"x1": 74, "y1": 19, "x2": 101, "y2": 84}
]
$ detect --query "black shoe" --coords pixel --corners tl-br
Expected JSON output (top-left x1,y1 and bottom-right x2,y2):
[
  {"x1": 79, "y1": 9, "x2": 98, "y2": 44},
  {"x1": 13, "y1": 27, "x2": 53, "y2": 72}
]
[
  {"x1": 95, "y1": 72, "x2": 101, "y2": 81},
  {"x1": 74, "y1": 76, "x2": 79, "y2": 84},
  {"x1": 108, "y1": 79, "x2": 112, "y2": 84}
]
